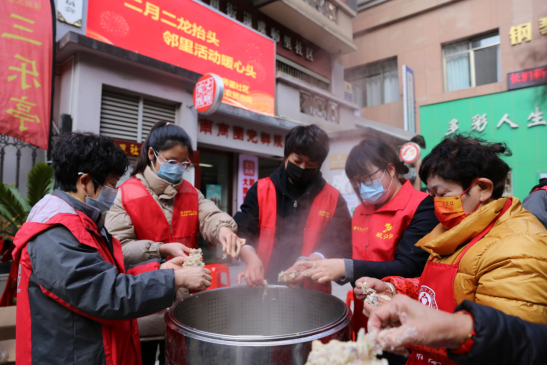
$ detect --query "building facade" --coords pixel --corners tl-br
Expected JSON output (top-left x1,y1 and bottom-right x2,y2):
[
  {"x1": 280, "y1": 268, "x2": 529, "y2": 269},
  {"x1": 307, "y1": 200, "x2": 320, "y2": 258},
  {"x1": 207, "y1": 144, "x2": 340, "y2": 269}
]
[
  {"x1": 342, "y1": 0, "x2": 547, "y2": 198},
  {"x1": 37, "y1": 0, "x2": 418, "y2": 259}
]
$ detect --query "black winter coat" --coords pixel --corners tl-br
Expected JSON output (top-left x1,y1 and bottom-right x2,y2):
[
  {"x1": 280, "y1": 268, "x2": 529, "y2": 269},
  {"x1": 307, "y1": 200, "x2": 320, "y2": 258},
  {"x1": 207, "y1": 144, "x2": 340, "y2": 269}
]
[
  {"x1": 448, "y1": 300, "x2": 547, "y2": 365},
  {"x1": 234, "y1": 164, "x2": 352, "y2": 283}
]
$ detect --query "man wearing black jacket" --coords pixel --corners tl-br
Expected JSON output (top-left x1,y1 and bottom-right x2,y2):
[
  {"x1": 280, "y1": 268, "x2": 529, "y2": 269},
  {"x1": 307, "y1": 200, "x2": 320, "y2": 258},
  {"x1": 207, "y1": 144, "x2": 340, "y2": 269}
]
[{"x1": 235, "y1": 124, "x2": 352, "y2": 288}]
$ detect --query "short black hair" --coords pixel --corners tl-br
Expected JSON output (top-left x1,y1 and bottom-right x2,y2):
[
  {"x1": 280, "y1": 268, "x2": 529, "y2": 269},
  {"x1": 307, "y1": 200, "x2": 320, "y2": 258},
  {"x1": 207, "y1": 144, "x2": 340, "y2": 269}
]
[
  {"x1": 52, "y1": 132, "x2": 129, "y2": 192},
  {"x1": 345, "y1": 138, "x2": 409, "y2": 181},
  {"x1": 284, "y1": 124, "x2": 329, "y2": 164},
  {"x1": 419, "y1": 134, "x2": 512, "y2": 199},
  {"x1": 133, "y1": 121, "x2": 194, "y2": 176}
]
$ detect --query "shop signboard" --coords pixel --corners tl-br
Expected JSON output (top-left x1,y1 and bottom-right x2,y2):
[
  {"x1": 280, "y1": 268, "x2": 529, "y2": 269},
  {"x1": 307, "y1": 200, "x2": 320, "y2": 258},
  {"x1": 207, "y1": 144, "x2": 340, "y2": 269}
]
[
  {"x1": 86, "y1": 0, "x2": 275, "y2": 116},
  {"x1": 197, "y1": 118, "x2": 285, "y2": 157},
  {"x1": 237, "y1": 154, "x2": 258, "y2": 211},
  {"x1": 420, "y1": 85, "x2": 547, "y2": 200},
  {"x1": 193, "y1": 73, "x2": 224, "y2": 115},
  {"x1": 113, "y1": 138, "x2": 142, "y2": 157},
  {"x1": 1, "y1": 0, "x2": 55, "y2": 150},
  {"x1": 507, "y1": 66, "x2": 546, "y2": 90},
  {"x1": 402, "y1": 65, "x2": 416, "y2": 133}
]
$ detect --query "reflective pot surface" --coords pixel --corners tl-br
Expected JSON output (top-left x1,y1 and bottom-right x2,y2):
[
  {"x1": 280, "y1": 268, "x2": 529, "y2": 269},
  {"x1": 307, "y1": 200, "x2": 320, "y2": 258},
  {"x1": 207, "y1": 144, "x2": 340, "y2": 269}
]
[{"x1": 165, "y1": 285, "x2": 352, "y2": 365}]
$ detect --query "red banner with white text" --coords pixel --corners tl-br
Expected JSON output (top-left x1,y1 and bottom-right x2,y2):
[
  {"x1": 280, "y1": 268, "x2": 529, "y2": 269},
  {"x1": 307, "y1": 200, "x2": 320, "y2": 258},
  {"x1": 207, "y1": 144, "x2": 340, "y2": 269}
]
[
  {"x1": 0, "y1": 0, "x2": 55, "y2": 150},
  {"x1": 86, "y1": 0, "x2": 276, "y2": 116}
]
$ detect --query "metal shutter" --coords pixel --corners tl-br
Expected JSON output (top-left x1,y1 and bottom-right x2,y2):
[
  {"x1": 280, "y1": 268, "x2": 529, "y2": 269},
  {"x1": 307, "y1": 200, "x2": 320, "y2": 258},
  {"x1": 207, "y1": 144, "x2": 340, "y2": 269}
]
[
  {"x1": 100, "y1": 90, "x2": 140, "y2": 141},
  {"x1": 142, "y1": 99, "x2": 177, "y2": 141}
]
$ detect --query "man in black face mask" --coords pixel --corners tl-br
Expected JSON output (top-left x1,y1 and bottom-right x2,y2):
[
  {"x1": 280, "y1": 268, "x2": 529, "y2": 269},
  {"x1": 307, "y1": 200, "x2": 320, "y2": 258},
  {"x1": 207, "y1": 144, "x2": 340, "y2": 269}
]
[{"x1": 235, "y1": 124, "x2": 352, "y2": 292}]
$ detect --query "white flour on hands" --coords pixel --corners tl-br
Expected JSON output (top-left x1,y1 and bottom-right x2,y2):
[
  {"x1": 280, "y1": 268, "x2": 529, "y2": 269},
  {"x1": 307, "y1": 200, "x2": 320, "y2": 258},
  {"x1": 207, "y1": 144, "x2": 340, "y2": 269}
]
[{"x1": 305, "y1": 328, "x2": 388, "y2": 365}]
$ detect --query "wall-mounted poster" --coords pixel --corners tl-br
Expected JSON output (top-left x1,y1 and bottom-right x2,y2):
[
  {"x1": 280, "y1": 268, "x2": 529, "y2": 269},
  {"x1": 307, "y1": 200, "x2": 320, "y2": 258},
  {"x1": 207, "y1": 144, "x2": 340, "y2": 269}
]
[{"x1": 206, "y1": 184, "x2": 222, "y2": 209}]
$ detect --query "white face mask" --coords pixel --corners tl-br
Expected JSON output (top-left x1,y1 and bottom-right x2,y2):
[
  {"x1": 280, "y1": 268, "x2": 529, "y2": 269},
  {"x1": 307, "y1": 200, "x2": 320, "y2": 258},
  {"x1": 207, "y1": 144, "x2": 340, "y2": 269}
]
[{"x1": 358, "y1": 170, "x2": 393, "y2": 205}]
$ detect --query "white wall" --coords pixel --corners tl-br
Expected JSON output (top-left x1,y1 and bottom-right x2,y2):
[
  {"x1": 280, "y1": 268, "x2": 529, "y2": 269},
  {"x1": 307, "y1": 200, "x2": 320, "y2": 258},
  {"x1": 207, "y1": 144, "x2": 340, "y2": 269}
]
[{"x1": 59, "y1": 52, "x2": 198, "y2": 148}]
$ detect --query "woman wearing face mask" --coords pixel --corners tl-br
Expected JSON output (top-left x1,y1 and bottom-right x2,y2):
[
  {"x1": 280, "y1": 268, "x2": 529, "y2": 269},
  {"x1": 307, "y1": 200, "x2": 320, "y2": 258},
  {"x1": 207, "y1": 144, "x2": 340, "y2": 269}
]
[
  {"x1": 357, "y1": 135, "x2": 547, "y2": 365},
  {"x1": 105, "y1": 121, "x2": 241, "y2": 365},
  {"x1": 300, "y1": 139, "x2": 439, "y2": 356}
]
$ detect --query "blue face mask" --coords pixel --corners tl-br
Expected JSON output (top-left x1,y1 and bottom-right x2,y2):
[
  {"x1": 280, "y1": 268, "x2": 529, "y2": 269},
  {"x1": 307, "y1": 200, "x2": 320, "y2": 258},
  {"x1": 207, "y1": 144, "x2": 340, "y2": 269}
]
[
  {"x1": 86, "y1": 185, "x2": 118, "y2": 213},
  {"x1": 358, "y1": 170, "x2": 393, "y2": 205},
  {"x1": 153, "y1": 151, "x2": 185, "y2": 184},
  {"x1": 79, "y1": 173, "x2": 118, "y2": 214}
]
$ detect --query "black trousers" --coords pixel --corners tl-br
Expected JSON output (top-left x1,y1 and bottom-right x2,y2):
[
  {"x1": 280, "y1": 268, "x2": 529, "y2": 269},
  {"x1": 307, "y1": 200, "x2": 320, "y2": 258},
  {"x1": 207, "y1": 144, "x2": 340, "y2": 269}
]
[{"x1": 141, "y1": 340, "x2": 165, "y2": 365}]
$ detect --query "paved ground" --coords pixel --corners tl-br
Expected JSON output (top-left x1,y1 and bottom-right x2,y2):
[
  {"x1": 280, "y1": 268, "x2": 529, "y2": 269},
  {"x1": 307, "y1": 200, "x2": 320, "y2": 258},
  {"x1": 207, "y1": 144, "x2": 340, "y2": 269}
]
[{"x1": 226, "y1": 261, "x2": 352, "y2": 303}]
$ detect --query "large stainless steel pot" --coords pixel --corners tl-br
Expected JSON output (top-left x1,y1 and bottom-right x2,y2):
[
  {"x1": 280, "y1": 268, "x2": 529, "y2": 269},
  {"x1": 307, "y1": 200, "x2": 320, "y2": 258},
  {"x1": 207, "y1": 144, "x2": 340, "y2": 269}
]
[{"x1": 165, "y1": 285, "x2": 352, "y2": 365}]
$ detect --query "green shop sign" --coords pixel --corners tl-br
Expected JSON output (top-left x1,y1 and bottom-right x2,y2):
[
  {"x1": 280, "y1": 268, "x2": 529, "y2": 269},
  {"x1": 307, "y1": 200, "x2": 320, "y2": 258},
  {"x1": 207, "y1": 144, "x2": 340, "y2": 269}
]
[{"x1": 420, "y1": 85, "x2": 547, "y2": 200}]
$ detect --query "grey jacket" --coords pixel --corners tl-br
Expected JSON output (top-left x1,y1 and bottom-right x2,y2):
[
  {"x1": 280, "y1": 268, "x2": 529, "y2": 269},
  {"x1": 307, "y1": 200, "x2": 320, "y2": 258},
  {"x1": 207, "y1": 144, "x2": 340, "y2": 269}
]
[
  {"x1": 21, "y1": 190, "x2": 176, "y2": 364},
  {"x1": 523, "y1": 189, "x2": 547, "y2": 228}
]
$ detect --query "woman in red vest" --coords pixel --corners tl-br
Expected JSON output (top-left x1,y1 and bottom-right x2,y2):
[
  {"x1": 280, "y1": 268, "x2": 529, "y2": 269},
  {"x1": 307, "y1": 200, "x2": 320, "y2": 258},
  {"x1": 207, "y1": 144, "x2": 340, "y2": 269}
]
[
  {"x1": 106, "y1": 121, "x2": 241, "y2": 365},
  {"x1": 301, "y1": 139, "x2": 438, "y2": 363}
]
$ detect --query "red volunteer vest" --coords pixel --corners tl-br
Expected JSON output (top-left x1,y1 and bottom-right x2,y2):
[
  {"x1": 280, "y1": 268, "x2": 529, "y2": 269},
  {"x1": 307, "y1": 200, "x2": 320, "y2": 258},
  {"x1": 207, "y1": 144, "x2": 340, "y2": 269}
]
[
  {"x1": 256, "y1": 177, "x2": 340, "y2": 294},
  {"x1": 351, "y1": 180, "x2": 428, "y2": 336},
  {"x1": 120, "y1": 177, "x2": 199, "y2": 248},
  {"x1": 12, "y1": 206, "x2": 142, "y2": 365}
]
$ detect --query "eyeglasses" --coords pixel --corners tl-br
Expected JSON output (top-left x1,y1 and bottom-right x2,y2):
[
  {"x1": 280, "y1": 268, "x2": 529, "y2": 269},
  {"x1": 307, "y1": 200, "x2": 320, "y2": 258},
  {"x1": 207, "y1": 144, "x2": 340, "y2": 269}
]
[
  {"x1": 154, "y1": 150, "x2": 192, "y2": 171},
  {"x1": 353, "y1": 167, "x2": 383, "y2": 187}
]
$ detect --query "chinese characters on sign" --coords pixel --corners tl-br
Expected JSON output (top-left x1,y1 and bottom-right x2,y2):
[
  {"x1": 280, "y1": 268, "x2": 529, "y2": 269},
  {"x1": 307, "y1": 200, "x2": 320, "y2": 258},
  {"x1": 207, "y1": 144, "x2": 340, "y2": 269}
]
[
  {"x1": 87, "y1": 0, "x2": 275, "y2": 115},
  {"x1": 237, "y1": 154, "x2": 258, "y2": 211},
  {"x1": 445, "y1": 107, "x2": 546, "y2": 135},
  {"x1": 1, "y1": 0, "x2": 54, "y2": 150},
  {"x1": 508, "y1": 66, "x2": 547, "y2": 90},
  {"x1": 509, "y1": 22, "x2": 532, "y2": 45},
  {"x1": 199, "y1": 119, "x2": 284, "y2": 148},
  {"x1": 193, "y1": 73, "x2": 224, "y2": 115},
  {"x1": 509, "y1": 18, "x2": 547, "y2": 45},
  {"x1": 113, "y1": 139, "x2": 143, "y2": 157}
]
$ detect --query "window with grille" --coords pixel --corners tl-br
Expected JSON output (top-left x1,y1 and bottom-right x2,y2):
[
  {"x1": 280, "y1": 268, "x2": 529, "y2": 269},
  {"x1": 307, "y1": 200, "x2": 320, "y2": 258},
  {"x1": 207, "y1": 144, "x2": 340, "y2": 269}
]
[
  {"x1": 276, "y1": 60, "x2": 330, "y2": 91},
  {"x1": 100, "y1": 88, "x2": 177, "y2": 142},
  {"x1": 345, "y1": 57, "x2": 399, "y2": 108},
  {"x1": 443, "y1": 33, "x2": 501, "y2": 92},
  {"x1": 357, "y1": 0, "x2": 391, "y2": 11}
]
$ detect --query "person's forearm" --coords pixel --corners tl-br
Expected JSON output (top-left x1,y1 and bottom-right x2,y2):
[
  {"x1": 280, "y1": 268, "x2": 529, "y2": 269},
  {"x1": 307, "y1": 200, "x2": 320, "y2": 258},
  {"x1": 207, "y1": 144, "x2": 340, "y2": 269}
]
[{"x1": 240, "y1": 246, "x2": 260, "y2": 265}]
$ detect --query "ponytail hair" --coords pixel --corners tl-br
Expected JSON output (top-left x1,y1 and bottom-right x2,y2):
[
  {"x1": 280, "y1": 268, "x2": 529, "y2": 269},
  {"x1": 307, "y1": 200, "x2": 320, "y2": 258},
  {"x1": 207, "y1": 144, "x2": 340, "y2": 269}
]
[
  {"x1": 132, "y1": 120, "x2": 194, "y2": 176},
  {"x1": 345, "y1": 138, "x2": 409, "y2": 182}
]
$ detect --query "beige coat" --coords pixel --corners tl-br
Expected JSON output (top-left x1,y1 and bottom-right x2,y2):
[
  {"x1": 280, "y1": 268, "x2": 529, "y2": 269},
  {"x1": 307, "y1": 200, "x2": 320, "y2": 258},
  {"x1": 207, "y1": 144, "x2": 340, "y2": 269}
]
[{"x1": 105, "y1": 166, "x2": 238, "y2": 340}]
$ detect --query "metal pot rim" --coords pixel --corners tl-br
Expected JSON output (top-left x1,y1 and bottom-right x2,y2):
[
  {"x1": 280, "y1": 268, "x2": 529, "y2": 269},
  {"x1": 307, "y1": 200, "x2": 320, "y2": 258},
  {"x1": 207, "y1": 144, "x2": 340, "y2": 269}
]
[{"x1": 165, "y1": 285, "x2": 351, "y2": 343}]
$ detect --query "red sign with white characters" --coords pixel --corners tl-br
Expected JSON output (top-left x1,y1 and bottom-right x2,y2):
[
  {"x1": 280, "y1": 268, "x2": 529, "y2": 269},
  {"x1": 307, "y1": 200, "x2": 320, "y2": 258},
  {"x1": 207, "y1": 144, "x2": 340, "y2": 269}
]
[
  {"x1": 399, "y1": 142, "x2": 421, "y2": 164},
  {"x1": 507, "y1": 66, "x2": 547, "y2": 90},
  {"x1": 86, "y1": 0, "x2": 275, "y2": 115},
  {"x1": 0, "y1": 0, "x2": 55, "y2": 150},
  {"x1": 193, "y1": 73, "x2": 224, "y2": 115}
]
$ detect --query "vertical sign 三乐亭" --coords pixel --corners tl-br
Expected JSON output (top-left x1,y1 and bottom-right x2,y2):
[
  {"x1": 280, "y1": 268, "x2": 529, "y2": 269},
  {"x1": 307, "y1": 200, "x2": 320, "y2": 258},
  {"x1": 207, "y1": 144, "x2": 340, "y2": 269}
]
[
  {"x1": 1, "y1": 0, "x2": 55, "y2": 150},
  {"x1": 237, "y1": 154, "x2": 258, "y2": 211},
  {"x1": 403, "y1": 65, "x2": 415, "y2": 133}
]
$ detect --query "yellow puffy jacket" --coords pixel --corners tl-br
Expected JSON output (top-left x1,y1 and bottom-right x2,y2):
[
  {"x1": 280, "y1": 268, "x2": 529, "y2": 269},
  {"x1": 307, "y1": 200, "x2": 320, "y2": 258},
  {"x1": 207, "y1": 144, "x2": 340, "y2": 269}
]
[{"x1": 416, "y1": 197, "x2": 547, "y2": 324}]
